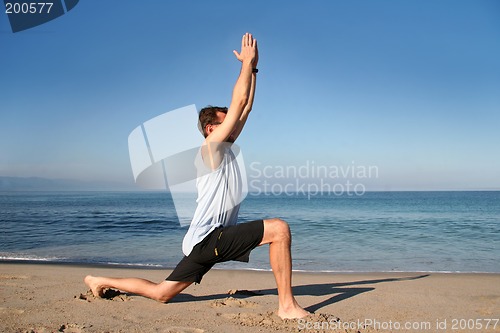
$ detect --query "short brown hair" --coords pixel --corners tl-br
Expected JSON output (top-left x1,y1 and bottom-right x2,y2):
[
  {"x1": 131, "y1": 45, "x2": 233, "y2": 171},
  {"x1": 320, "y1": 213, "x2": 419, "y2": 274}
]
[{"x1": 198, "y1": 106, "x2": 228, "y2": 137}]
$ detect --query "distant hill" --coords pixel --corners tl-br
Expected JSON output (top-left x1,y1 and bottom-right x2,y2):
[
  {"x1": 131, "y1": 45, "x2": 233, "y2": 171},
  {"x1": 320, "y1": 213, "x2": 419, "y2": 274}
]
[{"x1": 0, "y1": 176, "x2": 138, "y2": 191}]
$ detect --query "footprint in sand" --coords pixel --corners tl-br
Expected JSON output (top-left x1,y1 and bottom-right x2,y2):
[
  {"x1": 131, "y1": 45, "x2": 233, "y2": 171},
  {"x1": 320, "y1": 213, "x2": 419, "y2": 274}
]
[
  {"x1": 22, "y1": 324, "x2": 86, "y2": 333},
  {"x1": 210, "y1": 297, "x2": 259, "y2": 308},
  {"x1": 76, "y1": 289, "x2": 131, "y2": 302},
  {"x1": 219, "y1": 311, "x2": 282, "y2": 327},
  {"x1": 219, "y1": 312, "x2": 345, "y2": 332},
  {"x1": 58, "y1": 323, "x2": 86, "y2": 333}
]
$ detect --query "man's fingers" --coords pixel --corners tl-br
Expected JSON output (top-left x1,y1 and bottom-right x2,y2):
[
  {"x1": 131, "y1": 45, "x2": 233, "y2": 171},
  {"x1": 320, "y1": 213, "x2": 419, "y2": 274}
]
[
  {"x1": 237, "y1": 33, "x2": 256, "y2": 62},
  {"x1": 241, "y1": 33, "x2": 258, "y2": 49}
]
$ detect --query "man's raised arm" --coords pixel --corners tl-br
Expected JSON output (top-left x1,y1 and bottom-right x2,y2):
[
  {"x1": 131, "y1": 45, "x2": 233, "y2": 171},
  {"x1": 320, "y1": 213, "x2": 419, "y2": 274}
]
[
  {"x1": 204, "y1": 33, "x2": 257, "y2": 144},
  {"x1": 231, "y1": 39, "x2": 258, "y2": 141}
]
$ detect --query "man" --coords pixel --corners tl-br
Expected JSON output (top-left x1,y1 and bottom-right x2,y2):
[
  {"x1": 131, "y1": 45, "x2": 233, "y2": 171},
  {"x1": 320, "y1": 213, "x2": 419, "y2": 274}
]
[{"x1": 84, "y1": 33, "x2": 309, "y2": 319}]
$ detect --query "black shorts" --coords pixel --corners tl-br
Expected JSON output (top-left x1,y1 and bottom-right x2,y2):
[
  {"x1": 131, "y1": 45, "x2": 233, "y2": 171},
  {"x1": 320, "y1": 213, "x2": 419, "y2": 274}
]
[{"x1": 166, "y1": 220, "x2": 264, "y2": 284}]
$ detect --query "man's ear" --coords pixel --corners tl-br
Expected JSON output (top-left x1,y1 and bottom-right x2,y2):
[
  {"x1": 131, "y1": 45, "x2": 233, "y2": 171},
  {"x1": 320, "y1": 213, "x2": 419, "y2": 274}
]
[{"x1": 205, "y1": 124, "x2": 212, "y2": 136}]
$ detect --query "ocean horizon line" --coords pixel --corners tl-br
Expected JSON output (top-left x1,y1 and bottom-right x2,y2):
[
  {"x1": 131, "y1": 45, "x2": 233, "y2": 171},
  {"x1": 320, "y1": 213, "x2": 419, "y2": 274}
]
[
  {"x1": 1, "y1": 176, "x2": 499, "y2": 192},
  {"x1": 2, "y1": 188, "x2": 500, "y2": 193}
]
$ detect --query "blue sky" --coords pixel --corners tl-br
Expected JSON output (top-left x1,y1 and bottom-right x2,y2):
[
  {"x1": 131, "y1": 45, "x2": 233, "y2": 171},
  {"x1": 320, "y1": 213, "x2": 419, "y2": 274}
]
[{"x1": 1, "y1": 0, "x2": 499, "y2": 190}]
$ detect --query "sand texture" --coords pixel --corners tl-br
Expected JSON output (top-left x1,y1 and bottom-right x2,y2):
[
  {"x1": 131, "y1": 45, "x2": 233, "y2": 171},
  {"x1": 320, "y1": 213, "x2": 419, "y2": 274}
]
[{"x1": 1, "y1": 263, "x2": 499, "y2": 332}]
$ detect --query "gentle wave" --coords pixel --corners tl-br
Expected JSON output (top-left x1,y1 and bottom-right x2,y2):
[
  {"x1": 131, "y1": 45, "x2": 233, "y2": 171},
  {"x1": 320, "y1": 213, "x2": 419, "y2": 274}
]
[{"x1": 1, "y1": 256, "x2": 495, "y2": 274}]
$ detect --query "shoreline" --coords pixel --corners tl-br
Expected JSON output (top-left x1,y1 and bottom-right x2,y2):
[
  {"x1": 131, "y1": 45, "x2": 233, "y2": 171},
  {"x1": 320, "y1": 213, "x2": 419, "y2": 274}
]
[
  {"x1": 1, "y1": 263, "x2": 499, "y2": 332},
  {"x1": 1, "y1": 259, "x2": 499, "y2": 275}
]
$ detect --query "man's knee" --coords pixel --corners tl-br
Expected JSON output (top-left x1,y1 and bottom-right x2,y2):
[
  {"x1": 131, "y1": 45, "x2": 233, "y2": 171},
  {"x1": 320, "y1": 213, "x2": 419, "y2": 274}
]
[
  {"x1": 156, "y1": 292, "x2": 172, "y2": 303},
  {"x1": 154, "y1": 281, "x2": 190, "y2": 303},
  {"x1": 155, "y1": 284, "x2": 173, "y2": 303},
  {"x1": 266, "y1": 218, "x2": 291, "y2": 242}
]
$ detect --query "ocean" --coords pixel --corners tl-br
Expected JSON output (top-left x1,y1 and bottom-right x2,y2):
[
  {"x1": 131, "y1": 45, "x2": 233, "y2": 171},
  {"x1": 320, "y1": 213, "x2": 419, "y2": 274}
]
[{"x1": 1, "y1": 191, "x2": 499, "y2": 273}]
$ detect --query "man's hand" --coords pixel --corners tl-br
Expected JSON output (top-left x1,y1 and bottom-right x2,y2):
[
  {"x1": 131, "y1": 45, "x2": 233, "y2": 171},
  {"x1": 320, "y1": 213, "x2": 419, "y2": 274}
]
[{"x1": 233, "y1": 33, "x2": 257, "y2": 65}]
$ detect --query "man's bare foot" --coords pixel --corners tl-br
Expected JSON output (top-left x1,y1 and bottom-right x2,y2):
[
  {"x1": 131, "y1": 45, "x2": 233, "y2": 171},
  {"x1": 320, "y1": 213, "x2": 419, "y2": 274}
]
[
  {"x1": 84, "y1": 275, "x2": 105, "y2": 298},
  {"x1": 278, "y1": 304, "x2": 311, "y2": 319}
]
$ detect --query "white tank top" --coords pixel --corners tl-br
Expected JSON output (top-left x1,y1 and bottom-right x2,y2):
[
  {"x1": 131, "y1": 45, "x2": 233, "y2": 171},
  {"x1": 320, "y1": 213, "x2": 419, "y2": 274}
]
[{"x1": 182, "y1": 144, "x2": 243, "y2": 256}]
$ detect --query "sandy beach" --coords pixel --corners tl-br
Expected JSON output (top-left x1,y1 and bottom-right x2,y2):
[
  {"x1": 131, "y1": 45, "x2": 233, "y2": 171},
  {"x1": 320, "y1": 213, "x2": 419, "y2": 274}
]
[{"x1": 0, "y1": 263, "x2": 499, "y2": 333}]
